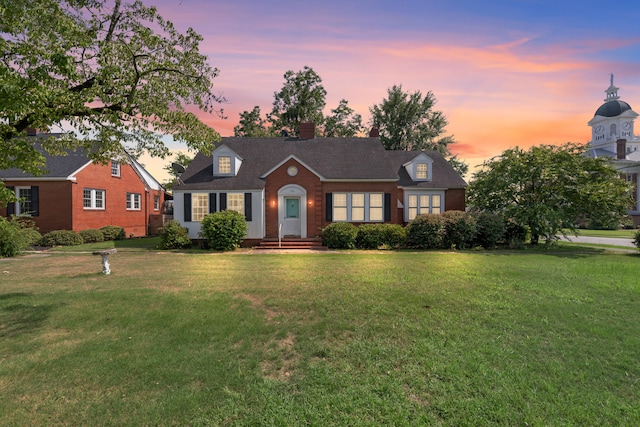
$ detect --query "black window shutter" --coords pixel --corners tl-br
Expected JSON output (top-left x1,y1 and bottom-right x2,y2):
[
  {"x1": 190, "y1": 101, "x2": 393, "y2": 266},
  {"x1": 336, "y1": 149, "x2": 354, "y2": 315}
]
[
  {"x1": 209, "y1": 193, "x2": 217, "y2": 213},
  {"x1": 6, "y1": 186, "x2": 15, "y2": 216},
  {"x1": 384, "y1": 193, "x2": 391, "y2": 222},
  {"x1": 219, "y1": 193, "x2": 227, "y2": 211},
  {"x1": 325, "y1": 193, "x2": 332, "y2": 222},
  {"x1": 31, "y1": 186, "x2": 39, "y2": 217},
  {"x1": 244, "y1": 193, "x2": 252, "y2": 221},
  {"x1": 184, "y1": 193, "x2": 192, "y2": 222}
]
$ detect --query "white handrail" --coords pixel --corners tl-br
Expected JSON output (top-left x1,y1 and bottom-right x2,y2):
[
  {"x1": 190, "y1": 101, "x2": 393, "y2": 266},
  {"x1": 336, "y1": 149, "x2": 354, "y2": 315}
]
[{"x1": 278, "y1": 223, "x2": 282, "y2": 248}]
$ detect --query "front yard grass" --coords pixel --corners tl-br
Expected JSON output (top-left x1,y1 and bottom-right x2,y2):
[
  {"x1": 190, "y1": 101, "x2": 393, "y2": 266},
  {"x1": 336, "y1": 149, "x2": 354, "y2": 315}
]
[{"x1": 1, "y1": 249, "x2": 638, "y2": 425}]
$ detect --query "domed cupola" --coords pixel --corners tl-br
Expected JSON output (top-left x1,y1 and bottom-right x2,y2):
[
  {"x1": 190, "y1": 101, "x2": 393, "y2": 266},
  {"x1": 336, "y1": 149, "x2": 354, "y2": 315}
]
[{"x1": 588, "y1": 74, "x2": 638, "y2": 148}]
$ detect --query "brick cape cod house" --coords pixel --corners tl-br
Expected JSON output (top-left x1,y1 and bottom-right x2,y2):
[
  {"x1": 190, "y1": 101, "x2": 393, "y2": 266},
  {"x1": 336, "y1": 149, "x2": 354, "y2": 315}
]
[
  {"x1": 0, "y1": 132, "x2": 166, "y2": 236},
  {"x1": 173, "y1": 124, "x2": 467, "y2": 245}
]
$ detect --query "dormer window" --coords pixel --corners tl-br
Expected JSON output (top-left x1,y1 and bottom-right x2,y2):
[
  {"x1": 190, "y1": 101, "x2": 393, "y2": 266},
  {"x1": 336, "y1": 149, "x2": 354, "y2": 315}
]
[
  {"x1": 218, "y1": 156, "x2": 231, "y2": 174},
  {"x1": 416, "y1": 163, "x2": 428, "y2": 180}
]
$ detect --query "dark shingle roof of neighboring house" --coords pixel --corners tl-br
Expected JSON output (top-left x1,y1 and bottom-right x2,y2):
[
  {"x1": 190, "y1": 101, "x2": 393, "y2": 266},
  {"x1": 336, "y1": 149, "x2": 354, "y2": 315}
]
[
  {"x1": 0, "y1": 144, "x2": 92, "y2": 179},
  {"x1": 177, "y1": 137, "x2": 467, "y2": 190}
]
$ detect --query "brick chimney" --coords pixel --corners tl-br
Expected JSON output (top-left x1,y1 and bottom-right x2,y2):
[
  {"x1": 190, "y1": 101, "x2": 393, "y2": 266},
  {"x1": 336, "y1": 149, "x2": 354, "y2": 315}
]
[
  {"x1": 617, "y1": 139, "x2": 627, "y2": 159},
  {"x1": 26, "y1": 128, "x2": 38, "y2": 136},
  {"x1": 299, "y1": 122, "x2": 315, "y2": 139},
  {"x1": 369, "y1": 126, "x2": 380, "y2": 137}
]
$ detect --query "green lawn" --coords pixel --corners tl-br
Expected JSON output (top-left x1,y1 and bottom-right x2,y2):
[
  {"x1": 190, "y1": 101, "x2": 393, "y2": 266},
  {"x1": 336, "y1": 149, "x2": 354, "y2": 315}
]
[
  {"x1": 569, "y1": 228, "x2": 637, "y2": 238},
  {"x1": 1, "y1": 247, "x2": 638, "y2": 426}
]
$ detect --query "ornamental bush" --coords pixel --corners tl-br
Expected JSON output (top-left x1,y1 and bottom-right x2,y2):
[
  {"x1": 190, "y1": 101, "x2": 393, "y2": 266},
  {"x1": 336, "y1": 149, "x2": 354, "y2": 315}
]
[
  {"x1": 321, "y1": 222, "x2": 358, "y2": 249},
  {"x1": 99, "y1": 225, "x2": 126, "y2": 241},
  {"x1": 80, "y1": 229, "x2": 105, "y2": 243},
  {"x1": 0, "y1": 217, "x2": 41, "y2": 257},
  {"x1": 40, "y1": 229, "x2": 83, "y2": 247},
  {"x1": 405, "y1": 214, "x2": 444, "y2": 249},
  {"x1": 504, "y1": 219, "x2": 530, "y2": 249},
  {"x1": 441, "y1": 211, "x2": 477, "y2": 250},
  {"x1": 199, "y1": 210, "x2": 248, "y2": 251},
  {"x1": 633, "y1": 230, "x2": 640, "y2": 249},
  {"x1": 160, "y1": 220, "x2": 192, "y2": 250},
  {"x1": 473, "y1": 212, "x2": 505, "y2": 249},
  {"x1": 355, "y1": 224, "x2": 406, "y2": 249}
]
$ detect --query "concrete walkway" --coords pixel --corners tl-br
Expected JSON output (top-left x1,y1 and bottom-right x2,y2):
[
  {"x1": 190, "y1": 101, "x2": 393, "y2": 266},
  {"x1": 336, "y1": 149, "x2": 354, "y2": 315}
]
[{"x1": 559, "y1": 235, "x2": 636, "y2": 248}]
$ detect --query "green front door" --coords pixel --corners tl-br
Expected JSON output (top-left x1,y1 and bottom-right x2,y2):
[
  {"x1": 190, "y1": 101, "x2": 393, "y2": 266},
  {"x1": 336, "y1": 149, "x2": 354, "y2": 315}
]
[{"x1": 283, "y1": 197, "x2": 301, "y2": 236}]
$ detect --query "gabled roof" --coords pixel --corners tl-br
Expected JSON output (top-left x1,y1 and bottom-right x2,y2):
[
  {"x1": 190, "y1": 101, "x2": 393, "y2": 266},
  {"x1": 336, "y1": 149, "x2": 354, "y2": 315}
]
[
  {"x1": 390, "y1": 150, "x2": 467, "y2": 189},
  {"x1": 177, "y1": 137, "x2": 467, "y2": 191},
  {"x1": 0, "y1": 143, "x2": 92, "y2": 180}
]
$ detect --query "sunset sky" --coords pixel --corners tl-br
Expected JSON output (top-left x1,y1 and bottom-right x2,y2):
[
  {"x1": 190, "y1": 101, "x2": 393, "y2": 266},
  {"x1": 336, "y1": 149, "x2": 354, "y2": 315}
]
[{"x1": 139, "y1": 0, "x2": 640, "y2": 181}]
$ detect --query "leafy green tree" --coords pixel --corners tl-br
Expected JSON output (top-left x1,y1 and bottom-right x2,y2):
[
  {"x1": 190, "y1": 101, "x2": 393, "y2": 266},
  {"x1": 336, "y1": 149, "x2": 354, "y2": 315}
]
[
  {"x1": 467, "y1": 143, "x2": 633, "y2": 245},
  {"x1": 0, "y1": 0, "x2": 222, "y2": 178},
  {"x1": 369, "y1": 85, "x2": 467, "y2": 176},
  {"x1": 162, "y1": 152, "x2": 193, "y2": 191},
  {"x1": 233, "y1": 106, "x2": 276, "y2": 137},
  {"x1": 268, "y1": 66, "x2": 327, "y2": 136},
  {"x1": 323, "y1": 99, "x2": 364, "y2": 137}
]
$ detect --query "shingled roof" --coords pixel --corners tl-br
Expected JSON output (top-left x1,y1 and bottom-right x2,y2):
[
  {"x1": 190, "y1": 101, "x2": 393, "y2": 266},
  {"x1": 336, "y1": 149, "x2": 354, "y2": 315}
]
[
  {"x1": 0, "y1": 144, "x2": 92, "y2": 179},
  {"x1": 177, "y1": 137, "x2": 466, "y2": 190}
]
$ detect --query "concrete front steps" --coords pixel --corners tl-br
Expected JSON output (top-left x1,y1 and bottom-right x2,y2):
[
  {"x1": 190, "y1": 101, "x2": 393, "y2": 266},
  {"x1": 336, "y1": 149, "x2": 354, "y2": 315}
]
[{"x1": 254, "y1": 237, "x2": 327, "y2": 251}]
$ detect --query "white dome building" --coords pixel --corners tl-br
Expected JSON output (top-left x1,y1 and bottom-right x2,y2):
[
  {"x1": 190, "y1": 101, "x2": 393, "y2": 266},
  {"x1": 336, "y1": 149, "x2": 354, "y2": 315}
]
[{"x1": 586, "y1": 75, "x2": 640, "y2": 223}]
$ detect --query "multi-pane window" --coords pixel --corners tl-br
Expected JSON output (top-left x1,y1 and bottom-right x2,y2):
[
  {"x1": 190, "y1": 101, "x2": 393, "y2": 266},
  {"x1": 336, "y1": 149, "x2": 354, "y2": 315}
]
[
  {"x1": 191, "y1": 193, "x2": 208, "y2": 221},
  {"x1": 407, "y1": 193, "x2": 442, "y2": 220},
  {"x1": 351, "y1": 193, "x2": 365, "y2": 221},
  {"x1": 332, "y1": 192, "x2": 384, "y2": 222},
  {"x1": 84, "y1": 188, "x2": 105, "y2": 209},
  {"x1": 126, "y1": 193, "x2": 141, "y2": 210},
  {"x1": 227, "y1": 193, "x2": 244, "y2": 214},
  {"x1": 154, "y1": 196, "x2": 160, "y2": 211},
  {"x1": 416, "y1": 163, "x2": 428, "y2": 180},
  {"x1": 15, "y1": 187, "x2": 33, "y2": 215},
  {"x1": 111, "y1": 160, "x2": 120, "y2": 177},
  {"x1": 218, "y1": 156, "x2": 231, "y2": 174},
  {"x1": 369, "y1": 193, "x2": 384, "y2": 221},
  {"x1": 333, "y1": 193, "x2": 348, "y2": 221}
]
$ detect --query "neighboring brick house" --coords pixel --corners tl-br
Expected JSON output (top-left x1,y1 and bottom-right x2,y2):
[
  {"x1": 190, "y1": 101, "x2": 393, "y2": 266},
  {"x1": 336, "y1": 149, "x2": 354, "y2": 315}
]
[
  {"x1": 173, "y1": 124, "x2": 467, "y2": 244},
  {"x1": 0, "y1": 137, "x2": 166, "y2": 236}
]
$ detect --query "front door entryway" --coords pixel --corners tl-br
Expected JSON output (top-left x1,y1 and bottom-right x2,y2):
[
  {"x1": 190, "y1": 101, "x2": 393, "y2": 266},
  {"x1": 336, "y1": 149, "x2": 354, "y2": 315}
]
[{"x1": 283, "y1": 197, "x2": 301, "y2": 236}]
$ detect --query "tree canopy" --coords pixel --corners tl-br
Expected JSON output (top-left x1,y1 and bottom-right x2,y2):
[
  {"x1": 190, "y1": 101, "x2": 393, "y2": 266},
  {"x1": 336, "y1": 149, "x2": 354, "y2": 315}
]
[
  {"x1": 0, "y1": 0, "x2": 222, "y2": 176},
  {"x1": 466, "y1": 143, "x2": 634, "y2": 244},
  {"x1": 234, "y1": 66, "x2": 363, "y2": 138},
  {"x1": 369, "y1": 85, "x2": 467, "y2": 176}
]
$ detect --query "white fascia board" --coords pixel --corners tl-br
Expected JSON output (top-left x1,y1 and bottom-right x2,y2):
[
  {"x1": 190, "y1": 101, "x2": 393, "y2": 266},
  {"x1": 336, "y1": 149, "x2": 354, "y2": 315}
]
[
  {"x1": 68, "y1": 160, "x2": 94, "y2": 178},
  {"x1": 1, "y1": 177, "x2": 77, "y2": 182},
  {"x1": 398, "y1": 186, "x2": 448, "y2": 191}
]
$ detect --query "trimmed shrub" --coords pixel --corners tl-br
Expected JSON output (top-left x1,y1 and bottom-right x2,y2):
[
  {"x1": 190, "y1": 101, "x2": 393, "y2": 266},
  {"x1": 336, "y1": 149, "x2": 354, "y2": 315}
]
[
  {"x1": 441, "y1": 211, "x2": 477, "y2": 250},
  {"x1": 0, "y1": 217, "x2": 41, "y2": 257},
  {"x1": 356, "y1": 224, "x2": 406, "y2": 249},
  {"x1": 405, "y1": 214, "x2": 444, "y2": 249},
  {"x1": 40, "y1": 229, "x2": 83, "y2": 247},
  {"x1": 80, "y1": 229, "x2": 104, "y2": 243},
  {"x1": 160, "y1": 220, "x2": 192, "y2": 250},
  {"x1": 99, "y1": 225, "x2": 126, "y2": 241},
  {"x1": 199, "y1": 210, "x2": 248, "y2": 251},
  {"x1": 474, "y1": 212, "x2": 505, "y2": 249},
  {"x1": 321, "y1": 222, "x2": 358, "y2": 249}
]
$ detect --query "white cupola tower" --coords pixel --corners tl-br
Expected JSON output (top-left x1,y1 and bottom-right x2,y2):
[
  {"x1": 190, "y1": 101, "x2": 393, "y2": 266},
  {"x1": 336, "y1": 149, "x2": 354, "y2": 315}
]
[{"x1": 587, "y1": 75, "x2": 639, "y2": 156}]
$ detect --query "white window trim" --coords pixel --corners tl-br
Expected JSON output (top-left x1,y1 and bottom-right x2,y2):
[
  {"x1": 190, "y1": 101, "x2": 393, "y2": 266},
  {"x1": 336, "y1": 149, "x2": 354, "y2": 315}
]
[
  {"x1": 227, "y1": 193, "x2": 244, "y2": 214},
  {"x1": 154, "y1": 196, "x2": 160, "y2": 211},
  {"x1": 406, "y1": 192, "x2": 443, "y2": 221},
  {"x1": 191, "y1": 193, "x2": 209, "y2": 222},
  {"x1": 218, "y1": 156, "x2": 231, "y2": 174},
  {"x1": 15, "y1": 186, "x2": 33, "y2": 216},
  {"x1": 332, "y1": 192, "x2": 385, "y2": 223},
  {"x1": 111, "y1": 160, "x2": 121, "y2": 177},
  {"x1": 84, "y1": 188, "x2": 106, "y2": 210},
  {"x1": 126, "y1": 193, "x2": 142, "y2": 210}
]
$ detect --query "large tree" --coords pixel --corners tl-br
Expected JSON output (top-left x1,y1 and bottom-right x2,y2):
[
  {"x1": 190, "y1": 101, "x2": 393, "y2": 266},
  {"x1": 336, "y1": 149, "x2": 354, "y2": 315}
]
[
  {"x1": 323, "y1": 99, "x2": 364, "y2": 137},
  {"x1": 467, "y1": 143, "x2": 633, "y2": 245},
  {"x1": 267, "y1": 66, "x2": 327, "y2": 137},
  {"x1": 0, "y1": 0, "x2": 222, "y2": 177},
  {"x1": 369, "y1": 85, "x2": 467, "y2": 176},
  {"x1": 233, "y1": 106, "x2": 275, "y2": 137}
]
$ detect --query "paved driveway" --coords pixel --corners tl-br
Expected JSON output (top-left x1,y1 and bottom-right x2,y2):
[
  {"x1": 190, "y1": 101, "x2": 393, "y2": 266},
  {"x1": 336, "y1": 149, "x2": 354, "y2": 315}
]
[{"x1": 559, "y1": 235, "x2": 636, "y2": 248}]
